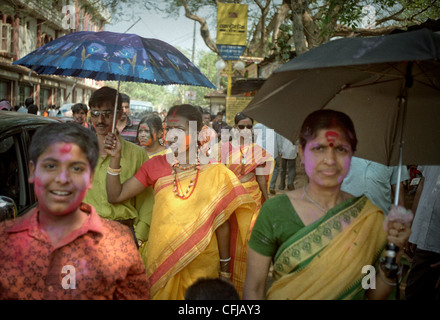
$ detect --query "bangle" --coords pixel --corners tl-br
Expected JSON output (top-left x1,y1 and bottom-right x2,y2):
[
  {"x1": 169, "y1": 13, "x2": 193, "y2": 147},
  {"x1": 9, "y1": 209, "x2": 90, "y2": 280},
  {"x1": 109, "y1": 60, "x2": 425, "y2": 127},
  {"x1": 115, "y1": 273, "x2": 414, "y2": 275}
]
[
  {"x1": 220, "y1": 257, "x2": 231, "y2": 263},
  {"x1": 219, "y1": 271, "x2": 232, "y2": 278},
  {"x1": 107, "y1": 166, "x2": 122, "y2": 174},
  {"x1": 107, "y1": 170, "x2": 120, "y2": 176}
]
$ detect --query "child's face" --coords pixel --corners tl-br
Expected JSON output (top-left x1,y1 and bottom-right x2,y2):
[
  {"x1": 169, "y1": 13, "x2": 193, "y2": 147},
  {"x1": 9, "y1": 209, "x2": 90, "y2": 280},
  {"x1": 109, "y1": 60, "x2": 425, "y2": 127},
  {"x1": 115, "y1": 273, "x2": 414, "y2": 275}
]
[{"x1": 29, "y1": 142, "x2": 93, "y2": 217}]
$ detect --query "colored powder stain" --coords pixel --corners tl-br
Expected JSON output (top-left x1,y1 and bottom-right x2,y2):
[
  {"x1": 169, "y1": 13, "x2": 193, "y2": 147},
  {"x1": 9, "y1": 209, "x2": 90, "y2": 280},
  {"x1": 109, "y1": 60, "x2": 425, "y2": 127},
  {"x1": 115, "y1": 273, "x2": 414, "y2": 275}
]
[
  {"x1": 59, "y1": 143, "x2": 73, "y2": 154},
  {"x1": 325, "y1": 131, "x2": 339, "y2": 145}
]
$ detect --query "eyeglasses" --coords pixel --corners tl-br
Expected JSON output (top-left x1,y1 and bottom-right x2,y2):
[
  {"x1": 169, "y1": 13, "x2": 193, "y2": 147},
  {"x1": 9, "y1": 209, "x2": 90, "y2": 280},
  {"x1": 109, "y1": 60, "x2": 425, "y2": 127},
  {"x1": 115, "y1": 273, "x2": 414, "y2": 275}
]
[
  {"x1": 238, "y1": 124, "x2": 253, "y2": 130},
  {"x1": 90, "y1": 110, "x2": 114, "y2": 118}
]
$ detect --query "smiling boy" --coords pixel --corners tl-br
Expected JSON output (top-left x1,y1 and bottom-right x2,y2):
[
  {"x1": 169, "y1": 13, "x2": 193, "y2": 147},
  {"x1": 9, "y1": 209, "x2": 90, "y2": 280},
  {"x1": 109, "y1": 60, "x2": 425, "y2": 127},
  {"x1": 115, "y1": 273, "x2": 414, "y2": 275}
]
[{"x1": 0, "y1": 122, "x2": 149, "y2": 299}]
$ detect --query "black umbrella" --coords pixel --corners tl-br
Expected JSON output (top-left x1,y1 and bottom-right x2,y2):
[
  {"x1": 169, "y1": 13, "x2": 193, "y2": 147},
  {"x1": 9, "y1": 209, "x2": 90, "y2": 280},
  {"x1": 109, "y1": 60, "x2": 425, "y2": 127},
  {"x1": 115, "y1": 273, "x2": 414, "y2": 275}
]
[{"x1": 244, "y1": 28, "x2": 440, "y2": 205}]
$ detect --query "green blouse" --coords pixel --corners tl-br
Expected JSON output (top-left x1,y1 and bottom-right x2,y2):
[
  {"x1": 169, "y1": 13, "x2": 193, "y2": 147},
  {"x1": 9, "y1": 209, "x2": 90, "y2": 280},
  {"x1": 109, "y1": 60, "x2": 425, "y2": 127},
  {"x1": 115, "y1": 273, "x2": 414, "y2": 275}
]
[{"x1": 249, "y1": 194, "x2": 305, "y2": 258}]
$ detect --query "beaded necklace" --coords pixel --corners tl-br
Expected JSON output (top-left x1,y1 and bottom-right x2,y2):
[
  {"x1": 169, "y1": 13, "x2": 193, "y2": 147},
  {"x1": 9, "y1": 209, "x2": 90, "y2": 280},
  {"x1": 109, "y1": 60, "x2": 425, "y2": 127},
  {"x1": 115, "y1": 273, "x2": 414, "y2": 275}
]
[{"x1": 172, "y1": 154, "x2": 201, "y2": 199}]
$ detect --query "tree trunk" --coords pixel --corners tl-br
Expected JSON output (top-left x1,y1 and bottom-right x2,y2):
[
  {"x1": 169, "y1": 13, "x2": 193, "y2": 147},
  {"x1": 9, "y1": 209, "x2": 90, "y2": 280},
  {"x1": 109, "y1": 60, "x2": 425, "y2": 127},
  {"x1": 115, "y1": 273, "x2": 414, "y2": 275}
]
[
  {"x1": 289, "y1": 0, "x2": 308, "y2": 55},
  {"x1": 181, "y1": 0, "x2": 219, "y2": 54}
]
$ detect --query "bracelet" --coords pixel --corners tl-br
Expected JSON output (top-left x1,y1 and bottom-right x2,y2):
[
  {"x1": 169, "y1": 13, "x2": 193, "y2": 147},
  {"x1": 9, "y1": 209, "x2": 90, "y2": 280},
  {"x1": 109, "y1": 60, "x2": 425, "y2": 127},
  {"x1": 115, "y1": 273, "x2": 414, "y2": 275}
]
[
  {"x1": 219, "y1": 271, "x2": 232, "y2": 278},
  {"x1": 220, "y1": 257, "x2": 231, "y2": 262},
  {"x1": 107, "y1": 170, "x2": 121, "y2": 176},
  {"x1": 107, "y1": 166, "x2": 122, "y2": 174}
]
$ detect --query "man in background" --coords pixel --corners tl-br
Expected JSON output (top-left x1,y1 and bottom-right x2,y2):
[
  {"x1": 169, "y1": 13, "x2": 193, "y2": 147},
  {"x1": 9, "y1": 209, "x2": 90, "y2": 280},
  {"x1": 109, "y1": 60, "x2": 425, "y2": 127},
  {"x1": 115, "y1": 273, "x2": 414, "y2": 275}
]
[{"x1": 116, "y1": 93, "x2": 139, "y2": 143}]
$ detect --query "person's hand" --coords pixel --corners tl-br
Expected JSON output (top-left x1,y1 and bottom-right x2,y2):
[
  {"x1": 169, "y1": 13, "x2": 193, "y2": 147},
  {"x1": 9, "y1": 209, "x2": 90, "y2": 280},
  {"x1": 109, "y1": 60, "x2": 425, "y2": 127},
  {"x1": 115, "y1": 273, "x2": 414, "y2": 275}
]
[
  {"x1": 104, "y1": 132, "x2": 121, "y2": 158},
  {"x1": 384, "y1": 205, "x2": 414, "y2": 262}
]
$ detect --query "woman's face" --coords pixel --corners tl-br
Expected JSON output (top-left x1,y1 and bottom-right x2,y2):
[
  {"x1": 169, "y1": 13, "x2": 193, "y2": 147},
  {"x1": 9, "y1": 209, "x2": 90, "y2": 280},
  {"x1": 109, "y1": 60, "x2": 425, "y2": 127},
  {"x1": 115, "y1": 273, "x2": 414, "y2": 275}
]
[
  {"x1": 165, "y1": 113, "x2": 195, "y2": 153},
  {"x1": 299, "y1": 127, "x2": 353, "y2": 188},
  {"x1": 138, "y1": 123, "x2": 155, "y2": 147}
]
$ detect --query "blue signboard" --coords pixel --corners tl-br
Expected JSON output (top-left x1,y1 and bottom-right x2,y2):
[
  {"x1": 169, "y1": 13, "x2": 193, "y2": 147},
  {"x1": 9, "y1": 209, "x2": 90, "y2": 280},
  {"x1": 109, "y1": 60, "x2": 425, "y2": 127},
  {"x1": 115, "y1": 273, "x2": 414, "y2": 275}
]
[{"x1": 218, "y1": 44, "x2": 246, "y2": 61}]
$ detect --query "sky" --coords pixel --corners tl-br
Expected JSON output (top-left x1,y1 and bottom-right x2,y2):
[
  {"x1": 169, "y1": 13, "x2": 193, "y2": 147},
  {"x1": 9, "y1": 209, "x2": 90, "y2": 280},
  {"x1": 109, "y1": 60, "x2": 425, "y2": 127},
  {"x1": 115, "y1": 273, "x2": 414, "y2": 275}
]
[{"x1": 104, "y1": 6, "x2": 214, "y2": 58}]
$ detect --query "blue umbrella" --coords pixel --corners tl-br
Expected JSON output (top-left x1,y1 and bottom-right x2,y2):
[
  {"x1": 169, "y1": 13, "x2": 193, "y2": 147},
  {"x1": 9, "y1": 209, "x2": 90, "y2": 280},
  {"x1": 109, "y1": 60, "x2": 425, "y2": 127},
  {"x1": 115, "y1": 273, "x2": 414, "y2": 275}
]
[
  {"x1": 13, "y1": 31, "x2": 215, "y2": 132},
  {"x1": 13, "y1": 31, "x2": 215, "y2": 88}
]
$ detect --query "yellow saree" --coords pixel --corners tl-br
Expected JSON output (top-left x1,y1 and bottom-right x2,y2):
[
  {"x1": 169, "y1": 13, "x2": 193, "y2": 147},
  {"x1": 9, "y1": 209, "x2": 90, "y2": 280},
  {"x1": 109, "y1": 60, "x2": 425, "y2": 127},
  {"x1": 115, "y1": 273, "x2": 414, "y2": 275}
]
[
  {"x1": 223, "y1": 141, "x2": 274, "y2": 296},
  {"x1": 267, "y1": 196, "x2": 387, "y2": 300},
  {"x1": 146, "y1": 164, "x2": 255, "y2": 300}
]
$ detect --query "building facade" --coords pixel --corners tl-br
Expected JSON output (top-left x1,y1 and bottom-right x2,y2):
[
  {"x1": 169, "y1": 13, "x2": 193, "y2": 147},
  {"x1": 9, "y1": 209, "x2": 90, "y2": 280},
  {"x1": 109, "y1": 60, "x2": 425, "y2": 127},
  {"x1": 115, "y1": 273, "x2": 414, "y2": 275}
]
[{"x1": 0, "y1": 0, "x2": 110, "y2": 110}]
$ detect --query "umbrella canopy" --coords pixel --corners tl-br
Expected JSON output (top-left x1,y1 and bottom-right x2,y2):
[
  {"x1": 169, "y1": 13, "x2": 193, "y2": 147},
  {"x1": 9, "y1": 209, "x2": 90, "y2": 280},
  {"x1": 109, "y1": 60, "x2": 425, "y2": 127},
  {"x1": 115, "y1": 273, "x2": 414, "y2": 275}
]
[
  {"x1": 244, "y1": 28, "x2": 440, "y2": 166},
  {"x1": 13, "y1": 31, "x2": 215, "y2": 88}
]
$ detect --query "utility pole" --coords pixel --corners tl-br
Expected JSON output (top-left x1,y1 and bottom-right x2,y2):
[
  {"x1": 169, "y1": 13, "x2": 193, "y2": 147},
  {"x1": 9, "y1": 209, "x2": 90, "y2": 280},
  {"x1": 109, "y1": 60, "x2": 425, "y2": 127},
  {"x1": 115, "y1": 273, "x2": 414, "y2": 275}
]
[{"x1": 191, "y1": 20, "x2": 196, "y2": 62}]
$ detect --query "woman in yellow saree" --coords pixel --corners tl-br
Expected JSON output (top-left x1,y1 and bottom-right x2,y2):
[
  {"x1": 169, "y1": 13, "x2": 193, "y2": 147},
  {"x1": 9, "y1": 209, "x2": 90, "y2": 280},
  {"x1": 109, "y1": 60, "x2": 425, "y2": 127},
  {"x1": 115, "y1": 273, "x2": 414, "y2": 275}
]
[
  {"x1": 104, "y1": 104, "x2": 256, "y2": 299},
  {"x1": 214, "y1": 112, "x2": 274, "y2": 296},
  {"x1": 243, "y1": 110, "x2": 411, "y2": 300}
]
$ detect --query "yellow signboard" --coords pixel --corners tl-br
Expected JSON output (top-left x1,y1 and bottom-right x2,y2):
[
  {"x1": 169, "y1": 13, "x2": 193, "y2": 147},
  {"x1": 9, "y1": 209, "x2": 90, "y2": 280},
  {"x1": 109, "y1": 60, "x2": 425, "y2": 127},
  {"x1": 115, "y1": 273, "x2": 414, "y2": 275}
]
[
  {"x1": 216, "y1": 3, "x2": 248, "y2": 46},
  {"x1": 226, "y1": 96, "x2": 253, "y2": 126}
]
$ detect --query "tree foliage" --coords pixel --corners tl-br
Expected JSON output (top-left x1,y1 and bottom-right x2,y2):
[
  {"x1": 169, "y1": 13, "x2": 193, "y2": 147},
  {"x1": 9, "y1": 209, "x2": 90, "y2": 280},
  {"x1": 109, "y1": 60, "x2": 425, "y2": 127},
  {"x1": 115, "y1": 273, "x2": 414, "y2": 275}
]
[{"x1": 131, "y1": 0, "x2": 439, "y2": 61}]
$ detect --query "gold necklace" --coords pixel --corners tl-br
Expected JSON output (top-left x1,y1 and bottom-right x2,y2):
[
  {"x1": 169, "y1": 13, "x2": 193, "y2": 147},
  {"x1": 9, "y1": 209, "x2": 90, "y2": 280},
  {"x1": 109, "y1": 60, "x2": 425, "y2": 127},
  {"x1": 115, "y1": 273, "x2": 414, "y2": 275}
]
[{"x1": 303, "y1": 186, "x2": 327, "y2": 213}]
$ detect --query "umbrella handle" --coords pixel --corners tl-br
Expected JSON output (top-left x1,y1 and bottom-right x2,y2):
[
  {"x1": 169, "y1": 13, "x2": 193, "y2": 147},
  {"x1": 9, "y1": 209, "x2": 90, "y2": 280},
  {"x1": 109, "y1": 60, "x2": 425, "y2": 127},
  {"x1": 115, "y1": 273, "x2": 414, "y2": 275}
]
[{"x1": 112, "y1": 78, "x2": 121, "y2": 134}]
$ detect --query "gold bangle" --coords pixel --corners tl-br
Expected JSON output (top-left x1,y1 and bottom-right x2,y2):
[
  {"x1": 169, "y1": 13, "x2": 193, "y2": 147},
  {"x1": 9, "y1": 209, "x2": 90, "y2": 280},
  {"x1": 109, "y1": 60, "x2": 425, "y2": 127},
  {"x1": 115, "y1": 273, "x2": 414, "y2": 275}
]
[
  {"x1": 107, "y1": 166, "x2": 122, "y2": 174},
  {"x1": 219, "y1": 271, "x2": 232, "y2": 278}
]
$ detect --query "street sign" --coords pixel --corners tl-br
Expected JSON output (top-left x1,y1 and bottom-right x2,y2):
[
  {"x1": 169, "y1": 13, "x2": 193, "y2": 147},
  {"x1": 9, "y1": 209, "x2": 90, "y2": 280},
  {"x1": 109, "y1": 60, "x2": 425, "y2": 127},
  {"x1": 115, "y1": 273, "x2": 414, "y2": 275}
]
[{"x1": 218, "y1": 44, "x2": 246, "y2": 61}]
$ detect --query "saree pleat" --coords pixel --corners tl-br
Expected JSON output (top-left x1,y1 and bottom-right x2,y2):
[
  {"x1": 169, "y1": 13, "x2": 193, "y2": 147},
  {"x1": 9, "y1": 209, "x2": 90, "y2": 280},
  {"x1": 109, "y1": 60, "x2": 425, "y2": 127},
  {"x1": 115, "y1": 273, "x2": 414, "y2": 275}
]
[
  {"x1": 267, "y1": 196, "x2": 387, "y2": 300},
  {"x1": 146, "y1": 164, "x2": 255, "y2": 300},
  {"x1": 224, "y1": 142, "x2": 273, "y2": 297}
]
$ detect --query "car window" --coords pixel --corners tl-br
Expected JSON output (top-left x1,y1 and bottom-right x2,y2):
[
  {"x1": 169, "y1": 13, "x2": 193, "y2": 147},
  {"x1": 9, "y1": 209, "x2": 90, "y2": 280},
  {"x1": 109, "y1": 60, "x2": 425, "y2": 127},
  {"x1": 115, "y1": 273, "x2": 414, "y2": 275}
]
[{"x1": 0, "y1": 134, "x2": 26, "y2": 215}]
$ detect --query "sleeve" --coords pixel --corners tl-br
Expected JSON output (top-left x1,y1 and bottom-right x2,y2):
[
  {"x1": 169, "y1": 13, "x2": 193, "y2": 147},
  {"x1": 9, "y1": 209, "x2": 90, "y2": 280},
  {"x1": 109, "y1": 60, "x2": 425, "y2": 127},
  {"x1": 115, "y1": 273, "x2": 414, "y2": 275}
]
[
  {"x1": 390, "y1": 165, "x2": 410, "y2": 184},
  {"x1": 134, "y1": 156, "x2": 167, "y2": 188},
  {"x1": 248, "y1": 200, "x2": 278, "y2": 257}
]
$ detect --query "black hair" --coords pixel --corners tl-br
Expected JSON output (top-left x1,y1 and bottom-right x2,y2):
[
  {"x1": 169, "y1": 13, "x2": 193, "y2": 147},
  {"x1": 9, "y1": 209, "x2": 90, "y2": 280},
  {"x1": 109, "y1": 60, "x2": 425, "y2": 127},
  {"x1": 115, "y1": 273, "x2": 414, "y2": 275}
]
[
  {"x1": 88, "y1": 86, "x2": 122, "y2": 110},
  {"x1": 27, "y1": 104, "x2": 38, "y2": 115},
  {"x1": 25, "y1": 97, "x2": 34, "y2": 107},
  {"x1": 120, "y1": 93, "x2": 130, "y2": 104},
  {"x1": 71, "y1": 103, "x2": 88, "y2": 114},
  {"x1": 299, "y1": 109, "x2": 357, "y2": 152},
  {"x1": 234, "y1": 112, "x2": 254, "y2": 125},
  {"x1": 185, "y1": 278, "x2": 240, "y2": 300},
  {"x1": 29, "y1": 122, "x2": 99, "y2": 170},
  {"x1": 166, "y1": 104, "x2": 203, "y2": 131}
]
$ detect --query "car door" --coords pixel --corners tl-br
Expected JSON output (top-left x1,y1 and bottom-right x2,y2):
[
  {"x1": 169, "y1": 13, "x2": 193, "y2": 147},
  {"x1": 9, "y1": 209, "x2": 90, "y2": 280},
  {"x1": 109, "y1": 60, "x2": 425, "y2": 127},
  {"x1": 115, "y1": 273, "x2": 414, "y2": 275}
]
[{"x1": 0, "y1": 124, "x2": 44, "y2": 219}]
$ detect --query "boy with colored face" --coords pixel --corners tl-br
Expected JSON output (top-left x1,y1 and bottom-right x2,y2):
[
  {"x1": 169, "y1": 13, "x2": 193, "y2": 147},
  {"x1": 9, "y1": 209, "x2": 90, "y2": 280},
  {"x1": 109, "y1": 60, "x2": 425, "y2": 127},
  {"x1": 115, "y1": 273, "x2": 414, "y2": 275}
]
[{"x1": 0, "y1": 122, "x2": 149, "y2": 299}]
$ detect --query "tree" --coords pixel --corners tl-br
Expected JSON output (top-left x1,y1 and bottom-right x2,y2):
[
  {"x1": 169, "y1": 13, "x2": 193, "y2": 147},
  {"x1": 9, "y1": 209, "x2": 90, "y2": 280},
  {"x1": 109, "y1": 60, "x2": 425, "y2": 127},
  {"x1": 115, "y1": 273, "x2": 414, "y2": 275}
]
[{"x1": 144, "y1": 0, "x2": 440, "y2": 60}]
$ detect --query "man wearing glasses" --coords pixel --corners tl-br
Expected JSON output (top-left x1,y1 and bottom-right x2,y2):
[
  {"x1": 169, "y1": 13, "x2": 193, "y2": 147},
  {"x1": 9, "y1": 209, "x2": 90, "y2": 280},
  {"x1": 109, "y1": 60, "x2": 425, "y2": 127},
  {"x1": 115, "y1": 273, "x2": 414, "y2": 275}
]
[{"x1": 83, "y1": 86, "x2": 153, "y2": 247}]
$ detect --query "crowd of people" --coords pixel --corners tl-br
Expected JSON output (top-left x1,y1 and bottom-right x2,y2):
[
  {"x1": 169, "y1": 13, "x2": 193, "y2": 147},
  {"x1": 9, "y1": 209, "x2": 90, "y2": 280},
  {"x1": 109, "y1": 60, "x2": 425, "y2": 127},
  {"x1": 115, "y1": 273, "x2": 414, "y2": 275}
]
[{"x1": 0, "y1": 86, "x2": 438, "y2": 301}]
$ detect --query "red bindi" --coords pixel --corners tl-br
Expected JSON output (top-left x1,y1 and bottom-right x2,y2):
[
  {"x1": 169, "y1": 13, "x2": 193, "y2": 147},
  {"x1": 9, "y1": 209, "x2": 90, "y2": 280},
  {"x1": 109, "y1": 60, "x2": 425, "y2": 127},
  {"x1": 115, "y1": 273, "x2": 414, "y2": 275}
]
[{"x1": 59, "y1": 143, "x2": 73, "y2": 153}]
